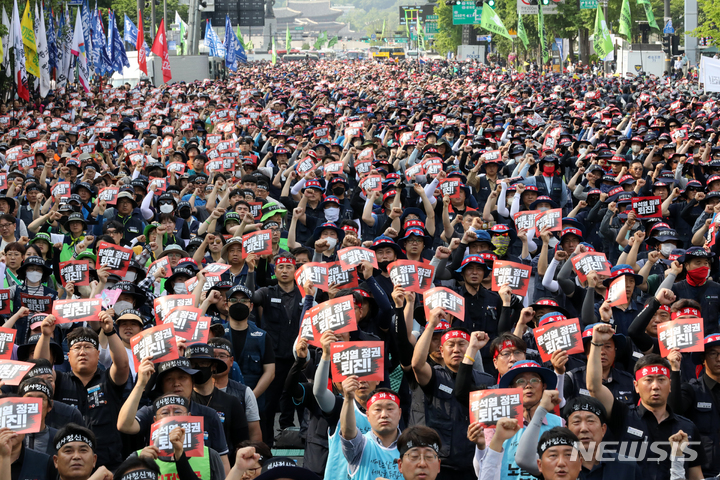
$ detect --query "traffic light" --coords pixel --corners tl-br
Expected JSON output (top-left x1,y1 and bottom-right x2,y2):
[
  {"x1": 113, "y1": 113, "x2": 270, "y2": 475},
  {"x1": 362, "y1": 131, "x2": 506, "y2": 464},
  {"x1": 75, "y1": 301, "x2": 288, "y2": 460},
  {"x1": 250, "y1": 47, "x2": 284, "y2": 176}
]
[
  {"x1": 671, "y1": 34, "x2": 680, "y2": 55},
  {"x1": 486, "y1": 0, "x2": 496, "y2": 8},
  {"x1": 541, "y1": 0, "x2": 550, "y2": 5},
  {"x1": 475, "y1": 0, "x2": 483, "y2": 6},
  {"x1": 662, "y1": 35, "x2": 671, "y2": 55}
]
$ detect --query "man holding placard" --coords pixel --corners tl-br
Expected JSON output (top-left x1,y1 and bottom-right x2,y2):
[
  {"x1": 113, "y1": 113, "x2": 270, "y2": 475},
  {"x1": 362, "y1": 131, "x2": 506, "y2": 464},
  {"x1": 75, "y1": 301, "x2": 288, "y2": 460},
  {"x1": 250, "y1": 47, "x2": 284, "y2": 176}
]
[{"x1": 34, "y1": 312, "x2": 129, "y2": 471}]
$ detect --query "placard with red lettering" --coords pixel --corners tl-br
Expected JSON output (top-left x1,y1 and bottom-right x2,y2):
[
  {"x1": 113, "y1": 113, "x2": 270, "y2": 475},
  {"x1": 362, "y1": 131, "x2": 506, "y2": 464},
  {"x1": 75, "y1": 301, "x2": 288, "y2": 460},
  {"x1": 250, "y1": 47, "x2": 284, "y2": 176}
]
[
  {"x1": 631, "y1": 196, "x2": 662, "y2": 219},
  {"x1": 330, "y1": 341, "x2": 384, "y2": 381},
  {"x1": 0, "y1": 289, "x2": 11, "y2": 315},
  {"x1": 533, "y1": 317, "x2": 584, "y2": 362},
  {"x1": 571, "y1": 252, "x2": 612, "y2": 283},
  {"x1": 534, "y1": 209, "x2": 563, "y2": 232},
  {"x1": 98, "y1": 187, "x2": 119, "y2": 205},
  {"x1": 438, "y1": 179, "x2": 462, "y2": 199},
  {"x1": 606, "y1": 275, "x2": 628, "y2": 307},
  {"x1": 491, "y1": 261, "x2": 532, "y2": 297},
  {"x1": 0, "y1": 360, "x2": 34, "y2": 386},
  {"x1": 388, "y1": 260, "x2": 436, "y2": 294},
  {"x1": 0, "y1": 327, "x2": 16, "y2": 360},
  {"x1": 338, "y1": 247, "x2": 378, "y2": 270},
  {"x1": 130, "y1": 323, "x2": 179, "y2": 370},
  {"x1": 52, "y1": 182, "x2": 71, "y2": 199},
  {"x1": 150, "y1": 416, "x2": 204, "y2": 460},
  {"x1": 96, "y1": 242, "x2": 133, "y2": 276},
  {"x1": 148, "y1": 257, "x2": 173, "y2": 279},
  {"x1": 327, "y1": 262, "x2": 359, "y2": 290},
  {"x1": 0, "y1": 397, "x2": 43, "y2": 433},
  {"x1": 360, "y1": 174, "x2": 383, "y2": 193},
  {"x1": 20, "y1": 294, "x2": 52, "y2": 313},
  {"x1": 295, "y1": 263, "x2": 329, "y2": 294},
  {"x1": 154, "y1": 294, "x2": 196, "y2": 323},
  {"x1": 513, "y1": 210, "x2": 540, "y2": 232},
  {"x1": 309, "y1": 296, "x2": 358, "y2": 340},
  {"x1": 423, "y1": 287, "x2": 465, "y2": 321},
  {"x1": 242, "y1": 230, "x2": 272, "y2": 257},
  {"x1": 657, "y1": 318, "x2": 705, "y2": 357},
  {"x1": 51, "y1": 299, "x2": 102, "y2": 324},
  {"x1": 469, "y1": 389, "x2": 523, "y2": 428},
  {"x1": 162, "y1": 307, "x2": 206, "y2": 342},
  {"x1": 58, "y1": 260, "x2": 90, "y2": 287}
]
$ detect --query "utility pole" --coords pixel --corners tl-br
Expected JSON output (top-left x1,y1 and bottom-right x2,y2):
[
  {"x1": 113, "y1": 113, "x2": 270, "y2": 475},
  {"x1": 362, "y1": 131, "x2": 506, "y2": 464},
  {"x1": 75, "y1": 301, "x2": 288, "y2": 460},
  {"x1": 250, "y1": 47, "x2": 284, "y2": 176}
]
[
  {"x1": 151, "y1": 0, "x2": 157, "y2": 40},
  {"x1": 664, "y1": 0, "x2": 671, "y2": 72},
  {"x1": 187, "y1": 0, "x2": 197, "y2": 54},
  {"x1": 163, "y1": 0, "x2": 167, "y2": 33}
]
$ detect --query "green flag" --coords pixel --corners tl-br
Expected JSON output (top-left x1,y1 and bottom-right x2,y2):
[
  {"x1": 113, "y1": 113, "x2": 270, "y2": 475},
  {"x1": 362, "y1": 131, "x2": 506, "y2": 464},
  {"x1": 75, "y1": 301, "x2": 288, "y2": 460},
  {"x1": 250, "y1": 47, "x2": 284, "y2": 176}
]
[
  {"x1": 639, "y1": 1, "x2": 659, "y2": 29},
  {"x1": 381, "y1": 19, "x2": 386, "y2": 38},
  {"x1": 285, "y1": 25, "x2": 291, "y2": 51},
  {"x1": 328, "y1": 35, "x2": 338, "y2": 48},
  {"x1": 175, "y1": 12, "x2": 186, "y2": 55},
  {"x1": 314, "y1": 31, "x2": 328, "y2": 50},
  {"x1": 271, "y1": 37, "x2": 276, "y2": 64},
  {"x1": 237, "y1": 27, "x2": 245, "y2": 48},
  {"x1": 480, "y1": 3, "x2": 512, "y2": 40},
  {"x1": 619, "y1": 0, "x2": 632, "y2": 38},
  {"x1": 517, "y1": 14, "x2": 529, "y2": 48},
  {"x1": 418, "y1": 20, "x2": 425, "y2": 50},
  {"x1": 593, "y1": 4, "x2": 613, "y2": 59},
  {"x1": 538, "y1": 3, "x2": 549, "y2": 64}
]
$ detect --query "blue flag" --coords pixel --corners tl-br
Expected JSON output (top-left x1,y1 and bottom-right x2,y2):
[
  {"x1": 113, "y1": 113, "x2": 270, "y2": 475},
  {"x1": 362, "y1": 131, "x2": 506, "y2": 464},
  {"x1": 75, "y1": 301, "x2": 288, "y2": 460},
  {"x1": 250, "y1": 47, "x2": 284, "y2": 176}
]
[
  {"x1": 123, "y1": 14, "x2": 150, "y2": 53},
  {"x1": 204, "y1": 19, "x2": 225, "y2": 57},
  {"x1": 109, "y1": 10, "x2": 129, "y2": 74},
  {"x1": 45, "y1": 3, "x2": 57, "y2": 71},
  {"x1": 91, "y1": 9, "x2": 111, "y2": 75},
  {"x1": 81, "y1": 0, "x2": 95, "y2": 74}
]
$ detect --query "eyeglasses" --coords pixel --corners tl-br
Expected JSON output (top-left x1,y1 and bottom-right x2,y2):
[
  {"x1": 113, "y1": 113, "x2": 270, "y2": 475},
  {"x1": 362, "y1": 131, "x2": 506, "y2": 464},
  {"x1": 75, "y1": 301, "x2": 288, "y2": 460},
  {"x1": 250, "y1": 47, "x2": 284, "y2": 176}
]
[
  {"x1": 707, "y1": 351, "x2": 720, "y2": 359},
  {"x1": 403, "y1": 451, "x2": 439, "y2": 463},
  {"x1": 0, "y1": 223, "x2": 13, "y2": 229},
  {"x1": 405, "y1": 238, "x2": 424, "y2": 245},
  {"x1": 70, "y1": 344, "x2": 97, "y2": 353},
  {"x1": 513, "y1": 377, "x2": 542, "y2": 388},
  {"x1": 214, "y1": 353, "x2": 232, "y2": 360},
  {"x1": 228, "y1": 297, "x2": 251, "y2": 305},
  {"x1": 498, "y1": 349, "x2": 525, "y2": 359}
]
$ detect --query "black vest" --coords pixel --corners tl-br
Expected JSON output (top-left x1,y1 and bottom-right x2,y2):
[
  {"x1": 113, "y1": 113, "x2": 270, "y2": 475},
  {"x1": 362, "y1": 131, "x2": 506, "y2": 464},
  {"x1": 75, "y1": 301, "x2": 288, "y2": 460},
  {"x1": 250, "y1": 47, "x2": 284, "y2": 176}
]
[
  {"x1": 260, "y1": 285, "x2": 303, "y2": 360},
  {"x1": 17, "y1": 443, "x2": 52, "y2": 480},
  {"x1": 535, "y1": 175, "x2": 564, "y2": 207},
  {"x1": 682, "y1": 376, "x2": 720, "y2": 476}
]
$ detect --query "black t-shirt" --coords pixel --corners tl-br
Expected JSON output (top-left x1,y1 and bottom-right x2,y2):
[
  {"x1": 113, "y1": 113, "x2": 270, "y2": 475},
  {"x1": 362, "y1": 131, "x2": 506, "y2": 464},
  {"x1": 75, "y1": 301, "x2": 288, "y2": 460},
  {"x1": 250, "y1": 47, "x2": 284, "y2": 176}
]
[
  {"x1": 230, "y1": 327, "x2": 276, "y2": 364},
  {"x1": 193, "y1": 387, "x2": 249, "y2": 456}
]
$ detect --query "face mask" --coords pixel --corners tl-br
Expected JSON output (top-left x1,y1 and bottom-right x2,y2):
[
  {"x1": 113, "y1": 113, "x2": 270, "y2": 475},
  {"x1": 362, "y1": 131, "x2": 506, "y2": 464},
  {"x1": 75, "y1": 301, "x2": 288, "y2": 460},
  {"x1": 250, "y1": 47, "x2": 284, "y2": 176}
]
[
  {"x1": 631, "y1": 145, "x2": 641, "y2": 153},
  {"x1": 229, "y1": 302, "x2": 250, "y2": 321},
  {"x1": 26, "y1": 271, "x2": 43, "y2": 283},
  {"x1": 542, "y1": 165, "x2": 556, "y2": 177},
  {"x1": 195, "y1": 366, "x2": 213, "y2": 384},
  {"x1": 600, "y1": 184, "x2": 613, "y2": 194},
  {"x1": 377, "y1": 260, "x2": 392, "y2": 272},
  {"x1": 114, "y1": 301, "x2": 133, "y2": 314},
  {"x1": 538, "y1": 206, "x2": 549, "y2": 212},
  {"x1": 686, "y1": 265, "x2": 710, "y2": 287},
  {"x1": 159, "y1": 204, "x2": 174, "y2": 214},
  {"x1": 578, "y1": 148, "x2": 587, "y2": 155},
  {"x1": 123, "y1": 271, "x2": 137, "y2": 282},
  {"x1": 179, "y1": 209, "x2": 191, "y2": 219},
  {"x1": 173, "y1": 283, "x2": 187, "y2": 294},
  {"x1": 660, "y1": 243, "x2": 674, "y2": 257},
  {"x1": 325, "y1": 207, "x2": 340, "y2": 223},
  {"x1": 492, "y1": 235, "x2": 510, "y2": 257},
  {"x1": 324, "y1": 237, "x2": 338, "y2": 250},
  {"x1": 332, "y1": 187, "x2": 345, "y2": 197}
]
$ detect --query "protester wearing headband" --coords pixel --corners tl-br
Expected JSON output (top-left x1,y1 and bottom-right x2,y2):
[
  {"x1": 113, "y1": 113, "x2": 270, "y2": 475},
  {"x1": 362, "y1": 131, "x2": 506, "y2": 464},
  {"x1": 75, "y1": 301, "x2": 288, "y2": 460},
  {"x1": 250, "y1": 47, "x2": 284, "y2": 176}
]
[
  {"x1": 53, "y1": 424, "x2": 107, "y2": 480},
  {"x1": 126, "y1": 392, "x2": 226, "y2": 480},
  {"x1": 21, "y1": 358, "x2": 87, "y2": 431},
  {"x1": 340, "y1": 386, "x2": 403, "y2": 480},
  {"x1": 0, "y1": 417, "x2": 57, "y2": 480},
  {"x1": 587, "y1": 323, "x2": 705, "y2": 480},
  {"x1": 34, "y1": 313, "x2": 130, "y2": 471},
  {"x1": 412, "y1": 308, "x2": 493, "y2": 479},
  {"x1": 394, "y1": 426, "x2": 442, "y2": 480},
  {"x1": 18, "y1": 377, "x2": 57, "y2": 456},
  {"x1": 112, "y1": 456, "x2": 160, "y2": 480}
]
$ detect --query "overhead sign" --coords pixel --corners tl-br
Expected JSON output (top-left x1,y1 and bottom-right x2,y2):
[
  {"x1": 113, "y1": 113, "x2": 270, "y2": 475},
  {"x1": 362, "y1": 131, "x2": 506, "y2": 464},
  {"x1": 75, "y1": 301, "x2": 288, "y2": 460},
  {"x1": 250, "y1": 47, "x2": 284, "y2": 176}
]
[
  {"x1": 580, "y1": 0, "x2": 597, "y2": 8},
  {"x1": 453, "y1": 1, "x2": 482, "y2": 25},
  {"x1": 517, "y1": 0, "x2": 562, "y2": 14},
  {"x1": 398, "y1": 4, "x2": 436, "y2": 24}
]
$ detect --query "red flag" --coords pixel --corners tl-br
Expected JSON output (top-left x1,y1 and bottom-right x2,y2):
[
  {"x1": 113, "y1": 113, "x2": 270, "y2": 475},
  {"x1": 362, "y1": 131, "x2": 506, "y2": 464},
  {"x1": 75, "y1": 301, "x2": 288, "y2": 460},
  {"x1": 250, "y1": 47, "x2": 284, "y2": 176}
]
[
  {"x1": 137, "y1": 9, "x2": 147, "y2": 75},
  {"x1": 151, "y1": 19, "x2": 172, "y2": 83}
]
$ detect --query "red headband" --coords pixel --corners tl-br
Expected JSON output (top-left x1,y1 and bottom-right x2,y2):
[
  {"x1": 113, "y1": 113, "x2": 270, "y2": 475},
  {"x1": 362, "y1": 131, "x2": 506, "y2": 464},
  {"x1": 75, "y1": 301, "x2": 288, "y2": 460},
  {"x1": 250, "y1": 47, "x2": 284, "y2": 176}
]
[
  {"x1": 367, "y1": 392, "x2": 400, "y2": 409},
  {"x1": 658, "y1": 305, "x2": 671, "y2": 313},
  {"x1": 276, "y1": 257, "x2": 296, "y2": 266},
  {"x1": 493, "y1": 339, "x2": 516, "y2": 359},
  {"x1": 671, "y1": 307, "x2": 701, "y2": 320},
  {"x1": 635, "y1": 365, "x2": 670, "y2": 381},
  {"x1": 441, "y1": 330, "x2": 470, "y2": 345},
  {"x1": 342, "y1": 225, "x2": 359, "y2": 235}
]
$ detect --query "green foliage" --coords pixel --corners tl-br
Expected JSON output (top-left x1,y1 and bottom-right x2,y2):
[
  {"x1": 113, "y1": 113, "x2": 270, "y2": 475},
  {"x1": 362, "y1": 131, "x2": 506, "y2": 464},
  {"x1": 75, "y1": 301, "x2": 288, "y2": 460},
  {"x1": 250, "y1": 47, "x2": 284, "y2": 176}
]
[
  {"x1": 302, "y1": 42, "x2": 311, "y2": 50},
  {"x1": 432, "y1": 1, "x2": 461, "y2": 55},
  {"x1": 692, "y1": 0, "x2": 720, "y2": 44}
]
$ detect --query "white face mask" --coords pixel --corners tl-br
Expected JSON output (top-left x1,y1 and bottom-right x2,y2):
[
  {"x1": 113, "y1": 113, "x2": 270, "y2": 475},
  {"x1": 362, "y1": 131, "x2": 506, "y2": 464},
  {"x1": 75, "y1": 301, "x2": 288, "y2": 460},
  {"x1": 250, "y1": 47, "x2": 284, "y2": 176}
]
[
  {"x1": 26, "y1": 271, "x2": 43, "y2": 283},
  {"x1": 123, "y1": 271, "x2": 137, "y2": 282},
  {"x1": 660, "y1": 243, "x2": 675, "y2": 257},
  {"x1": 159, "y1": 204, "x2": 174, "y2": 214},
  {"x1": 324, "y1": 237, "x2": 337, "y2": 250},
  {"x1": 538, "y1": 206, "x2": 549, "y2": 212},
  {"x1": 114, "y1": 301, "x2": 133, "y2": 314},
  {"x1": 325, "y1": 206, "x2": 340, "y2": 222},
  {"x1": 174, "y1": 283, "x2": 187, "y2": 294},
  {"x1": 631, "y1": 145, "x2": 641, "y2": 153},
  {"x1": 578, "y1": 148, "x2": 587, "y2": 155}
]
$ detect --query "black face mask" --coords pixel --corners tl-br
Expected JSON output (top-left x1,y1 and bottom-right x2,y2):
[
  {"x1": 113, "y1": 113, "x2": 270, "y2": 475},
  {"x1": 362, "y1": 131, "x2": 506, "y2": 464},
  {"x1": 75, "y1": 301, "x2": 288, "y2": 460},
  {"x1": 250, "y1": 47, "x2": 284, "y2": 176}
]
[
  {"x1": 332, "y1": 187, "x2": 345, "y2": 197},
  {"x1": 229, "y1": 303, "x2": 250, "y2": 321},
  {"x1": 179, "y1": 208, "x2": 191, "y2": 219},
  {"x1": 377, "y1": 260, "x2": 392, "y2": 272},
  {"x1": 195, "y1": 366, "x2": 213, "y2": 384}
]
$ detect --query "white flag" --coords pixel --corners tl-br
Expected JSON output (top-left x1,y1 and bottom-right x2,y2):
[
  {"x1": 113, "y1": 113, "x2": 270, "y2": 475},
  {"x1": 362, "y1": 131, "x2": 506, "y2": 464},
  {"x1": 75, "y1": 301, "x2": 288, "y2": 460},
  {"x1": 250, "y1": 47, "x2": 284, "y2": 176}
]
[
  {"x1": 71, "y1": 8, "x2": 89, "y2": 93},
  {"x1": 702, "y1": 56, "x2": 720, "y2": 93},
  {"x1": 35, "y1": 2, "x2": 50, "y2": 98},
  {"x1": 11, "y1": 0, "x2": 29, "y2": 101}
]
